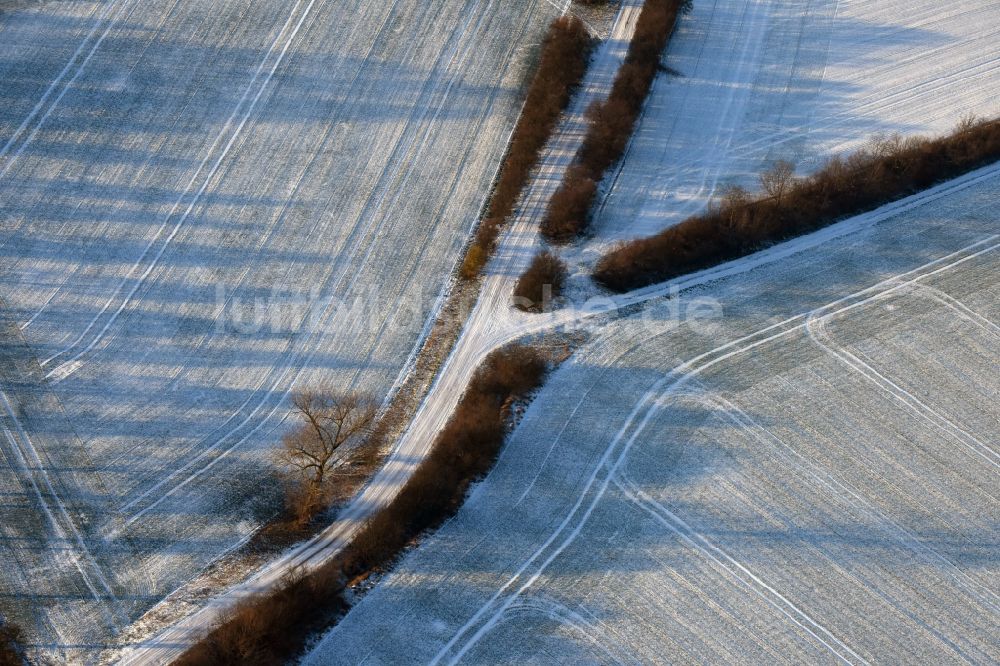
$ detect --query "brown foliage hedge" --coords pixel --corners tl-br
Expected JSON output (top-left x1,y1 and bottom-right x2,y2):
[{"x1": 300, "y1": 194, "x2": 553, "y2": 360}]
[
  {"x1": 513, "y1": 250, "x2": 569, "y2": 312},
  {"x1": 594, "y1": 116, "x2": 1000, "y2": 291},
  {"x1": 541, "y1": 0, "x2": 684, "y2": 242},
  {"x1": 461, "y1": 16, "x2": 593, "y2": 279},
  {"x1": 177, "y1": 345, "x2": 550, "y2": 666}
]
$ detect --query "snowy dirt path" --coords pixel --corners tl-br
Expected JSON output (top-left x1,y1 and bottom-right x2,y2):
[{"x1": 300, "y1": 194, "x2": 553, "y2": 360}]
[{"x1": 0, "y1": 0, "x2": 995, "y2": 663}]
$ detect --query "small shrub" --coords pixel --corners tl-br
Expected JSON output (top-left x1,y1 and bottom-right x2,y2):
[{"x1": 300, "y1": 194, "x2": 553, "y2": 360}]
[
  {"x1": 460, "y1": 241, "x2": 489, "y2": 280},
  {"x1": 513, "y1": 251, "x2": 568, "y2": 312}
]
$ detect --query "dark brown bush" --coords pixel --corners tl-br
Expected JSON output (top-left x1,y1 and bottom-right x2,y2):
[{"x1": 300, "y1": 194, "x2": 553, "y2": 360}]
[
  {"x1": 540, "y1": 167, "x2": 597, "y2": 241},
  {"x1": 477, "y1": 343, "x2": 548, "y2": 399},
  {"x1": 594, "y1": 116, "x2": 1000, "y2": 291},
  {"x1": 0, "y1": 620, "x2": 25, "y2": 666},
  {"x1": 461, "y1": 16, "x2": 593, "y2": 278},
  {"x1": 541, "y1": 0, "x2": 684, "y2": 242},
  {"x1": 513, "y1": 251, "x2": 569, "y2": 312},
  {"x1": 177, "y1": 344, "x2": 551, "y2": 666},
  {"x1": 578, "y1": 95, "x2": 637, "y2": 176},
  {"x1": 176, "y1": 569, "x2": 347, "y2": 666}
]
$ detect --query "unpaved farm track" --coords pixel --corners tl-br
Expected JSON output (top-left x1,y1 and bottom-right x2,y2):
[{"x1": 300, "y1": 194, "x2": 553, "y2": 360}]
[{"x1": 0, "y1": 0, "x2": 560, "y2": 659}]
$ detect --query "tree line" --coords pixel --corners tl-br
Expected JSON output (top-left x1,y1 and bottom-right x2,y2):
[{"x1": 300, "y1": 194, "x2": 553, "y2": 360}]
[
  {"x1": 595, "y1": 115, "x2": 1000, "y2": 291},
  {"x1": 513, "y1": 0, "x2": 685, "y2": 310},
  {"x1": 461, "y1": 16, "x2": 593, "y2": 280}
]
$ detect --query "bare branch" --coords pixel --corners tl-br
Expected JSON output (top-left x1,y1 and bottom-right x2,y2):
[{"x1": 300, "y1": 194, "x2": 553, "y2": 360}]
[
  {"x1": 759, "y1": 159, "x2": 795, "y2": 203},
  {"x1": 276, "y1": 390, "x2": 379, "y2": 525}
]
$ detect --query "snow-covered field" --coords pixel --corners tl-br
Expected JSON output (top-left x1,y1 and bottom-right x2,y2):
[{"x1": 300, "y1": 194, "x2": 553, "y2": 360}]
[
  {"x1": 304, "y1": 161, "x2": 1000, "y2": 666},
  {"x1": 3, "y1": 0, "x2": 998, "y2": 661},
  {"x1": 586, "y1": 0, "x2": 1000, "y2": 249},
  {"x1": 0, "y1": 0, "x2": 559, "y2": 657},
  {"x1": 301, "y1": 0, "x2": 1000, "y2": 662},
  {"x1": 114, "y1": 5, "x2": 653, "y2": 663}
]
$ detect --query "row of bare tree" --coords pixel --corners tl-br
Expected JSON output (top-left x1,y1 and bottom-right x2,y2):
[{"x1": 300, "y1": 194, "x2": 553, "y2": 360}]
[
  {"x1": 178, "y1": 345, "x2": 551, "y2": 666},
  {"x1": 512, "y1": 0, "x2": 684, "y2": 310},
  {"x1": 540, "y1": 0, "x2": 685, "y2": 242},
  {"x1": 461, "y1": 16, "x2": 593, "y2": 279},
  {"x1": 595, "y1": 114, "x2": 1000, "y2": 291}
]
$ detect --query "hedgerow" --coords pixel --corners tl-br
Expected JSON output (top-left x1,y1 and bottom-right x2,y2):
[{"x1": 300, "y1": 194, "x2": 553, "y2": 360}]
[
  {"x1": 461, "y1": 16, "x2": 593, "y2": 279},
  {"x1": 594, "y1": 116, "x2": 1000, "y2": 291}
]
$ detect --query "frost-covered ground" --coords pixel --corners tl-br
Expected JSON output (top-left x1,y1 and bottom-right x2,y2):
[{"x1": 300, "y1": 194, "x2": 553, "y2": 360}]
[
  {"x1": 0, "y1": 0, "x2": 559, "y2": 658},
  {"x1": 302, "y1": 1, "x2": 1000, "y2": 661},
  {"x1": 304, "y1": 162, "x2": 1000, "y2": 666},
  {"x1": 115, "y1": 4, "x2": 653, "y2": 663},
  {"x1": 583, "y1": 0, "x2": 1000, "y2": 251}
]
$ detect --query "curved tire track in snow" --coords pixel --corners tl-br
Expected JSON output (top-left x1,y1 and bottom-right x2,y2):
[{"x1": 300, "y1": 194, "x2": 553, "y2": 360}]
[
  {"x1": 113, "y1": 0, "x2": 545, "y2": 530},
  {"x1": 301, "y1": 163, "x2": 1000, "y2": 665},
  {"x1": 41, "y1": 0, "x2": 322, "y2": 379},
  {"x1": 0, "y1": 0, "x2": 138, "y2": 178}
]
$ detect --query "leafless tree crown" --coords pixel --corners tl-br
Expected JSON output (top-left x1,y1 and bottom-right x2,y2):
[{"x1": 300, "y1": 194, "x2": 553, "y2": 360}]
[
  {"x1": 275, "y1": 390, "x2": 378, "y2": 522},
  {"x1": 759, "y1": 159, "x2": 795, "y2": 202}
]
